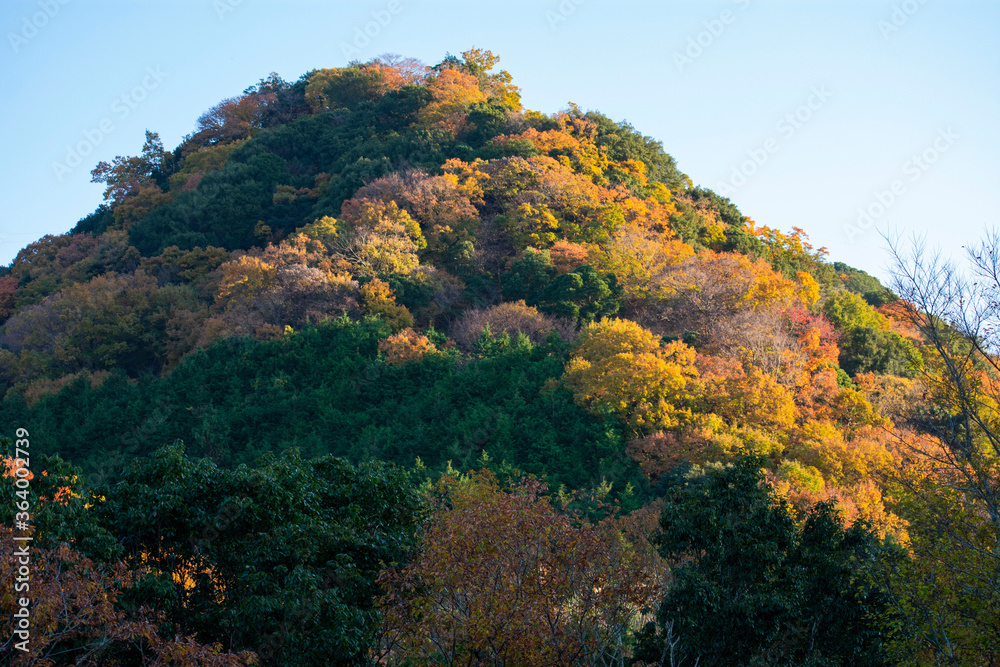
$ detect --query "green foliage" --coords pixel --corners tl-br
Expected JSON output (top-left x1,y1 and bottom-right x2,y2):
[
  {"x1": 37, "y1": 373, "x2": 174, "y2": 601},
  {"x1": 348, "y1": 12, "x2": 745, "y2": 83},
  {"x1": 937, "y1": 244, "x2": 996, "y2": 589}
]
[
  {"x1": 840, "y1": 326, "x2": 922, "y2": 378},
  {"x1": 537, "y1": 265, "x2": 621, "y2": 324},
  {"x1": 501, "y1": 249, "x2": 621, "y2": 325},
  {"x1": 72, "y1": 204, "x2": 115, "y2": 235},
  {"x1": 822, "y1": 290, "x2": 887, "y2": 332},
  {"x1": 472, "y1": 324, "x2": 533, "y2": 358},
  {"x1": 466, "y1": 101, "x2": 512, "y2": 146},
  {"x1": 583, "y1": 110, "x2": 689, "y2": 191},
  {"x1": 375, "y1": 85, "x2": 432, "y2": 126},
  {"x1": 721, "y1": 225, "x2": 768, "y2": 258},
  {"x1": 0, "y1": 445, "x2": 119, "y2": 560},
  {"x1": 2, "y1": 271, "x2": 201, "y2": 383},
  {"x1": 127, "y1": 100, "x2": 472, "y2": 255},
  {"x1": 835, "y1": 365, "x2": 855, "y2": 388},
  {"x1": 2, "y1": 318, "x2": 647, "y2": 506},
  {"x1": 833, "y1": 262, "x2": 895, "y2": 307},
  {"x1": 688, "y1": 187, "x2": 744, "y2": 227},
  {"x1": 0, "y1": 55, "x2": 955, "y2": 663},
  {"x1": 501, "y1": 248, "x2": 557, "y2": 301},
  {"x1": 9, "y1": 231, "x2": 141, "y2": 310},
  {"x1": 666, "y1": 198, "x2": 716, "y2": 248},
  {"x1": 95, "y1": 442, "x2": 422, "y2": 665},
  {"x1": 634, "y1": 456, "x2": 904, "y2": 666},
  {"x1": 306, "y1": 64, "x2": 389, "y2": 111}
]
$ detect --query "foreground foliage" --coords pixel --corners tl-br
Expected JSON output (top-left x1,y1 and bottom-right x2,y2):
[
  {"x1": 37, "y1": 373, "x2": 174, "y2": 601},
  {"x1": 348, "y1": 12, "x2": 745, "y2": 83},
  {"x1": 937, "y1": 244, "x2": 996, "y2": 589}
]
[{"x1": 634, "y1": 457, "x2": 904, "y2": 667}]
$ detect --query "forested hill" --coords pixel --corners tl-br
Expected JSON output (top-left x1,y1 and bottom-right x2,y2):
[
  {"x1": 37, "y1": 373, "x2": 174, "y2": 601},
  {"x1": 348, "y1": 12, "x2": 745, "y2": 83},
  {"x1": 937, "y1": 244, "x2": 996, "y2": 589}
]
[{"x1": 1, "y1": 50, "x2": 994, "y2": 665}]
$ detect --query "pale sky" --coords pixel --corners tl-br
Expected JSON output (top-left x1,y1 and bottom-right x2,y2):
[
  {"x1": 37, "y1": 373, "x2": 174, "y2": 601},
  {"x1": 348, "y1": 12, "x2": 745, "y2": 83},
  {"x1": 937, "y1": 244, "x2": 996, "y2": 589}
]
[{"x1": 1, "y1": 0, "x2": 997, "y2": 282}]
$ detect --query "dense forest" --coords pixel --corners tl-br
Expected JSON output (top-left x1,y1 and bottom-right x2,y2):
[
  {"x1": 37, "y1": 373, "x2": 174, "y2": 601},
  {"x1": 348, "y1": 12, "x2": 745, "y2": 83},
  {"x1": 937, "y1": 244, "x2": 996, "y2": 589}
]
[{"x1": 2, "y1": 50, "x2": 998, "y2": 666}]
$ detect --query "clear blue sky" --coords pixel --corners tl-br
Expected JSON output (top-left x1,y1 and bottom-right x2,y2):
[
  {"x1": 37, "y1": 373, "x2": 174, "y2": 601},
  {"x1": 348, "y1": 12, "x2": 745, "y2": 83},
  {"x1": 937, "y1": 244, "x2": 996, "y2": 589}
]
[{"x1": 1, "y1": 0, "x2": 997, "y2": 281}]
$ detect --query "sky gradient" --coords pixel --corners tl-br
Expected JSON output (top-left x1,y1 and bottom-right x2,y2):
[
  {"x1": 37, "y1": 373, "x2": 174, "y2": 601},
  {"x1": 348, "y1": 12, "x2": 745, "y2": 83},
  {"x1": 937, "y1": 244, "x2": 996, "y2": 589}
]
[{"x1": 1, "y1": 0, "x2": 997, "y2": 281}]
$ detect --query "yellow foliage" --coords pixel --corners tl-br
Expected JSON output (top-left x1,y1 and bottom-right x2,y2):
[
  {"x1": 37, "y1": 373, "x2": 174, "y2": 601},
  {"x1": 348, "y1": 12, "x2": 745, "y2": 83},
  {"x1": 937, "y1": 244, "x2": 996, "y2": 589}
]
[
  {"x1": 706, "y1": 365, "x2": 798, "y2": 433},
  {"x1": 563, "y1": 318, "x2": 698, "y2": 433},
  {"x1": 666, "y1": 250, "x2": 799, "y2": 313},
  {"x1": 849, "y1": 478, "x2": 909, "y2": 542},
  {"x1": 788, "y1": 419, "x2": 849, "y2": 481},
  {"x1": 217, "y1": 255, "x2": 277, "y2": 305},
  {"x1": 831, "y1": 387, "x2": 889, "y2": 433},
  {"x1": 854, "y1": 372, "x2": 914, "y2": 425},
  {"x1": 789, "y1": 421, "x2": 894, "y2": 487},
  {"x1": 360, "y1": 278, "x2": 414, "y2": 332},
  {"x1": 743, "y1": 263, "x2": 798, "y2": 309},
  {"x1": 592, "y1": 222, "x2": 693, "y2": 300},
  {"x1": 507, "y1": 202, "x2": 561, "y2": 248},
  {"x1": 501, "y1": 127, "x2": 609, "y2": 183},
  {"x1": 795, "y1": 271, "x2": 821, "y2": 307},
  {"x1": 298, "y1": 216, "x2": 340, "y2": 248},
  {"x1": 440, "y1": 158, "x2": 488, "y2": 205},
  {"x1": 336, "y1": 201, "x2": 425, "y2": 276},
  {"x1": 379, "y1": 328, "x2": 436, "y2": 365}
]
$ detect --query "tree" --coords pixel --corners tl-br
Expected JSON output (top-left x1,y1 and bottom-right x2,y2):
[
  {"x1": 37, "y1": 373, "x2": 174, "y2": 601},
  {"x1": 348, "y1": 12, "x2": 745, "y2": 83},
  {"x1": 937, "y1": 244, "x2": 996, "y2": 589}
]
[
  {"x1": 418, "y1": 68, "x2": 487, "y2": 134},
  {"x1": 591, "y1": 221, "x2": 693, "y2": 302},
  {"x1": 304, "y1": 64, "x2": 392, "y2": 112},
  {"x1": 376, "y1": 471, "x2": 664, "y2": 666},
  {"x1": 537, "y1": 264, "x2": 622, "y2": 324},
  {"x1": 1, "y1": 270, "x2": 201, "y2": 383},
  {"x1": 91, "y1": 130, "x2": 172, "y2": 213},
  {"x1": 0, "y1": 451, "x2": 254, "y2": 666},
  {"x1": 191, "y1": 93, "x2": 275, "y2": 145},
  {"x1": 0, "y1": 526, "x2": 258, "y2": 666},
  {"x1": 501, "y1": 247, "x2": 558, "y2": 301},
  {"x1": 0, "y1": 274, "x2": 17, "y2": 323},
  {"x1": 633, "y1": 456, "x2": 903, "y2": 667},
  {"x1": 333, "y1": 201, "x2": 426, "y2": 277},
  {"x1": 337, "y1": 170, "x2": 480, "y2": 264},
  {"x1": 822, "y1": 290, "x2": 889, "y2": 333},
  {"x1": 882, "y1": 231, "x2": 1000, "y2": 663},
  {"x1": 563, "y1": 318, "x2": 698, "y2": 434},
  {"x1": 640, "y1": 250, "x2": 799, "y2": 344},
  {"x1": 457, "y1": 48, "x2": 521, "y2": 109},
  {"x1": 94, "y1": 443, "x2": 423, "y2": 666},
  {"x1": 359, "y1": 278, "x2": 414, "y2": 331},
  {"x1": 839, "y1": 326, "x2": 922, "y2": 378},
  {"x1": 450, "y1": 300, "x2": 575, "y2": 352},
  {"x1": 378, "y1": 327, "x2": 436, "y2": 365},
  {"x1": 502, "y1": 249, "x2": 621, "y2": 325}
]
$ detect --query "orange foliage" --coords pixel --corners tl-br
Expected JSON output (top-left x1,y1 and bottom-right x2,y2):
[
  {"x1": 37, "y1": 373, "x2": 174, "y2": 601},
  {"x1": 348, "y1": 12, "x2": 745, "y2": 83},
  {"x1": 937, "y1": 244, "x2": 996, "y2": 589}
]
[
  {"x1": 419, "y1": 68, "x2": 487, "y2": 134},
  {"x1": 547, "y1": 239, "x2": 590, "y2": 273},
  {"x1": 877, "y1": 299, "x2": 923, "y2": 340},
  {"x1": 339, "y1": 170, "x2": 479, "y2": 259},
  {"x1": 794, "y1": 366, "x2": 842, "y2": 421},
  {"x1": 378, "y1": 328, "x2": 436, "y2": 365},
  {"x1": 376, "y1": 472, "x2": 665, "y2": 666},
  {"x1": 372, "y1": 54, "x2": 429, "y2": 88},
  {"x1": 701, "y1": 362, "x2": 798, "y2": 433}
]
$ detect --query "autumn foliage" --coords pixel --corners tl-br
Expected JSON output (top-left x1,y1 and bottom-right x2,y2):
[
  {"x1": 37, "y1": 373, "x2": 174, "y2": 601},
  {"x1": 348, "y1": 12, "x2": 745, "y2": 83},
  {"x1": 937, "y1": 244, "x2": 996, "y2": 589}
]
[
  {"x1": 376, "y1": 472, "x2": 666, "y2": 666},
  {"x1": 0, "y1": 48, "x2": 982, "y2": 665}
]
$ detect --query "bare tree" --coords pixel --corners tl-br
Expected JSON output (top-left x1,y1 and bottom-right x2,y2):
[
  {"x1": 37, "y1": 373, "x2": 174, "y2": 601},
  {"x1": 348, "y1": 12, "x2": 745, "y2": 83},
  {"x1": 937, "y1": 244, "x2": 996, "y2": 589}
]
[{"x1": 884, "y1": 230, "x2": 1000, "y2": 663}]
